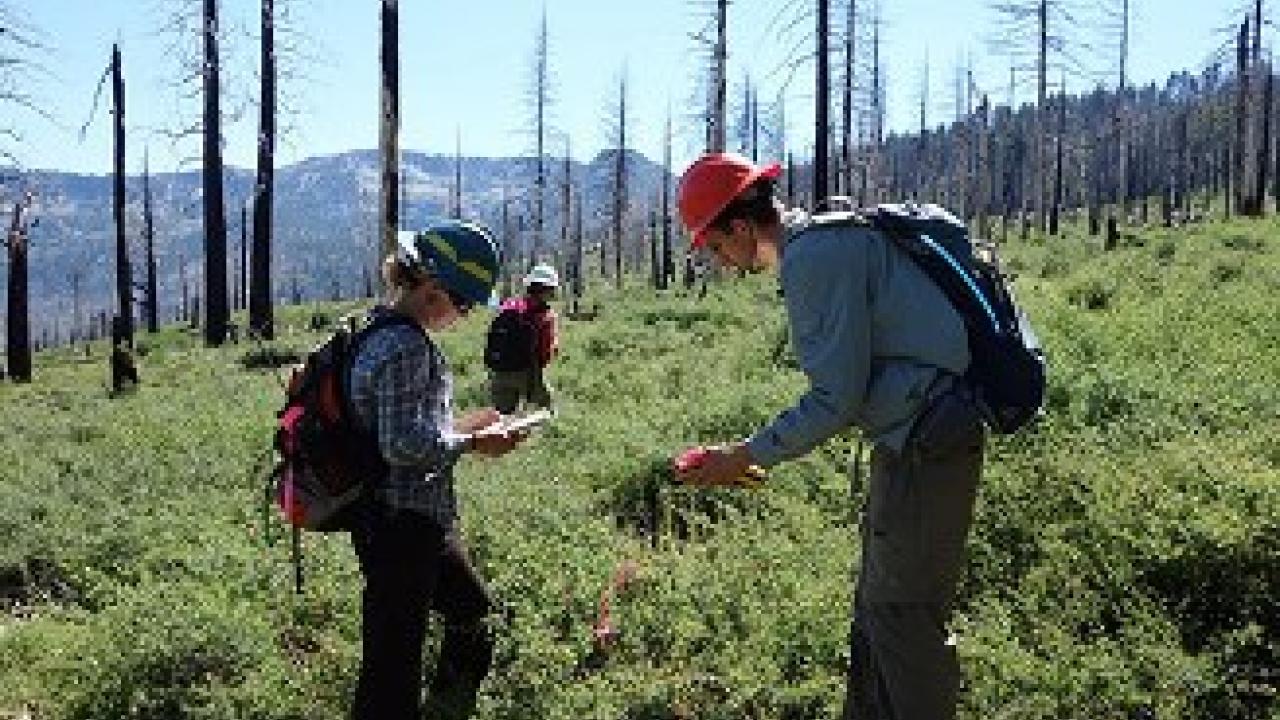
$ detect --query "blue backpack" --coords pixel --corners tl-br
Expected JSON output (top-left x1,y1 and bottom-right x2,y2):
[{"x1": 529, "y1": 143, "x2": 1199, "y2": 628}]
[{"x1": 837, "y1": 203, "x2": 1047, "y2": 434}]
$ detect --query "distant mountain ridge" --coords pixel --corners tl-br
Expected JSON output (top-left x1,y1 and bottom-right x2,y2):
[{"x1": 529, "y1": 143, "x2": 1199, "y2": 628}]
[{"x1": 3, "y1": 148, "x2": 673, "y2": 339}]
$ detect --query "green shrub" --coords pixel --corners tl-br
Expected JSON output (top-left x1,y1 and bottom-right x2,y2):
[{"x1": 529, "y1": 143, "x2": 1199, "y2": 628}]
[
  {"x1": 1, "y1": 219, "x2": 1276, "y2": 719},
  {"x1": 1067, "y1": 276, "x2": 1116, "y2": 310}
]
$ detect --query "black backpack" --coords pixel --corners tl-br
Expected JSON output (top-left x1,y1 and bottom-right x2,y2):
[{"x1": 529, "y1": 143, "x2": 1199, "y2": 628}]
[
  {"x1": 484, "y1": 304, "x2": 538, "y2": 372},
  {"x1": 820, "y1": 203, "x2": 1046, "y2": 434}
]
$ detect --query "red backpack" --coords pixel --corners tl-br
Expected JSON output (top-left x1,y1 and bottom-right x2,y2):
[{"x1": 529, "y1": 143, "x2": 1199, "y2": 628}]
[{"x1": 270, "y1": 311, "x2": 422, "y2": 532}]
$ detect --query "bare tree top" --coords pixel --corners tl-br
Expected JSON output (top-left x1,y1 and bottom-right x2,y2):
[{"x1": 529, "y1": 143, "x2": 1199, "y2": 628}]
[{"x1": 0, "y1": 1, "x2": 53, "y2": 168}]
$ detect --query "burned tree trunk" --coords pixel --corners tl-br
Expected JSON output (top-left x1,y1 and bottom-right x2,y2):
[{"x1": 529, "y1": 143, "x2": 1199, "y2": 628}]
[
  {"x1": 1050, "y1": 92, "x2": 1064, "y2": 235},
  {"x1": 1089, "y1": 125, "x2": 1103, "y2": 237},
  {"x1": 611, "y1": 71, "x2": 628, "y2": 289},
  {"x1": 452, "y1": 128, "x2": 463, "y2": 219},
  {"x1": 5, "y1": 198, "x2": 32, "y2": 382},
  {"x1": 560, "y1": 140, "x2": 571, "y2": 286},
  {"x1": 238, "y1": 203, "x2": 247, "y2": 311},
  {"x1": 1235, "y1": 17, "x2": 1250, "y2": 216},
  {"x1": 143, "y1": 154, "x2": 158, "y2": 333},
  {"x1": 711, "y1": 0, "x2": 728, "y2": 152},
  {"x1": 977, "y1": 95, "x2": 991, "y2": 238},
  {"x1": 1175, "y1": 109, "x2": 1190, "y2": 217},
  {"x1": 841, "y1": 0, "x2": 856, "y2": 196},
  {"x1": 1225, "y1": 142, "x2": 1234, "y2": 218},
  {"x1": 250, "y1": 0, "x2": 276, "y2": 339},
  {"x1": 661, "y1": 111, "x2": 674, "y2": 290},
  {"x1": 1274, "y1": 75, "x2": 1280, "y2": 211},
  {"x1": 572, "y1": 192, "x2": 584, "y2": 311},
  {"x1": 1036, "y1": 0, "x2": 1048, "y2": 233},
  {"x1": 786, "y1": 152, "x2": 795, "y2": 207},
  {"x1": 813, "y1": 0, "x2": 830, "y2": 204},
  {"x1": 379, "y1": 0, "x2": 400, "y2": 258},
  {"x1": 1255, "y1": 64, "x2": 1272, "y2": 216},
  {"x1": 179, "y1": 254, "x2": 189, "y2": 323},
  {"x1": 531, "y1": 9, "x2": 549, "y2": 264},
  {"x1": 500, "y1": 193, "x2": 513, "y2": 297},
  {"x1": 203, "y1": 0, "x2": 229, "y2": 346},
  {"x1": 112, "y1": 44, "x2": 132, "y2": 347},
  {"x1": 649, "y1": 206, "x2": 660, "y2": 290}
]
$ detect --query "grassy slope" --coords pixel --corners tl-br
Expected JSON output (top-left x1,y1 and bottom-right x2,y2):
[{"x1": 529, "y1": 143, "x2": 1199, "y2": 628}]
[{"x1": 0, "y1": 218, "x2": 1276, "y2": 720}]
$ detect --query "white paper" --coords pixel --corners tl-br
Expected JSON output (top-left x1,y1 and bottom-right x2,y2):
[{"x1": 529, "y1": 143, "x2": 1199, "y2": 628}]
[{"x1": 497, "y1": 409, "x2": 553, "y2": 434}]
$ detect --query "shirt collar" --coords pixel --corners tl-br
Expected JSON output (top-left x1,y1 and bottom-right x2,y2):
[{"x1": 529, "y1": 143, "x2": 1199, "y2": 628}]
[{"x1": 779, "y1": 208, "x2": 811, "y2": 257}]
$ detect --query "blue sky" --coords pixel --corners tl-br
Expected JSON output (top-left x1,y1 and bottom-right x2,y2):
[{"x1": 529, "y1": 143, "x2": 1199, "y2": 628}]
[{"x1": 7, "y1": 0, "x2": 1255, "y2": 176}]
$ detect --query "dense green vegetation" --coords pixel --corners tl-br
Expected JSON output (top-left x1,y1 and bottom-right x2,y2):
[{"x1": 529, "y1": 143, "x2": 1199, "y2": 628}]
[{"x1": 1, "y1": 218, "x2": 1276, "y2": 719}]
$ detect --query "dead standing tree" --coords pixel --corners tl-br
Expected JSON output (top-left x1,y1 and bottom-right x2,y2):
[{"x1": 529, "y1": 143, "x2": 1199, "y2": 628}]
[
  {"x1": 1236, "y1": 17, "x2": 1250, "y2": 216},
  {"x1": 988, "y1": 0, "x2": 1091, "y2": 236},
  {"x1": 379, "y1": 0, "x2": 399, "y2": 259},
  {"x1": 606, "y1": 67, "x2": 631, "y2": 289},
  {"x1": 0, "y1": 3, "x2": 50, "y2": 166},
  {"x1": 685, "y1": 0, "x2": 729, "y2": 154},
  {"x1": 4, "y1": 191, "x2": 34, "y2": 382},
  {"x1": 142, "y1": 153, "x2": 158, "y2": 333},
  {"x1": 559, "y1": 138, "x2": 571, "y2": 289},
  {"x1": 250, "y1": 0, "x2": 277, "y2": 339},
  {"x1": 112, "y1": 45, "x2": 132, "y2": 346},
  {"x1": 1097, "y1": 0, "x2": 1134, "y2": 222},
  {"x1": 1230, "y1": 0, "x2": 1274, "y2": 218},
  {"x1": 661, "y1": 105, "x2": 675, "y2": 290},
  {"x1": 80, "y1": 45, "x2": 134, "y2": 346},
  {"x1": 0, "y1": 5, "x2": 45, "y2": 378},
  {"x1": 451, "y1": 127, "x2": 463, "y2": 219},
  {"x1": 201, "y1": 0, "x2": 230, "y2": 345},
  {"x1": 1250, "y1": 0, "x2": 1272, "y2": 216},
  {"x1": 525, "y1": 7, "x2": 554, "y2": 266},
  {"x1": 571, "y1": 185, "x2": 585, "y2": 312},
  {"x1": 159, "y1": 0, "x2": 254, "y2": 344},
  {"x1": 814, "y1": 0, "x2": 830, "y2": 202},
  {"x1": 840, "y1": 0, "x2": 860, "y2": 197},
  {"x1": 710, "y1": 0, "x2": 728, "y2": 152}
]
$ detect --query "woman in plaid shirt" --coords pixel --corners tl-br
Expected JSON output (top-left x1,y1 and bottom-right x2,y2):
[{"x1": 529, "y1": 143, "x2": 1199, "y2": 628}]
[{"x1": 347, "y1": 221, "x2": 525, "y2": 720}]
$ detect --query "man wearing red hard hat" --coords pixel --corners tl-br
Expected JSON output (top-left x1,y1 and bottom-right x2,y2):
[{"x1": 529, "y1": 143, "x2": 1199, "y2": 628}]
[{"x1": 673, "y1": 152, "x2": 984, "y2": 720}]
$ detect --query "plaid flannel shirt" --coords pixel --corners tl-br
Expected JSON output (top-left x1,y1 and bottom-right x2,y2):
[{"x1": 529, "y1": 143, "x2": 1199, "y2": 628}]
[{"x1": 347, "y1": 307, "x2": 468, "y2": 530}]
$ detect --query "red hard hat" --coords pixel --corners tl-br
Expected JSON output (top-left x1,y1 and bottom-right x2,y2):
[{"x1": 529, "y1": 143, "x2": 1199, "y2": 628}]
[{"x1": 677, "y1": 153, "x2": 782, "y2": 247}]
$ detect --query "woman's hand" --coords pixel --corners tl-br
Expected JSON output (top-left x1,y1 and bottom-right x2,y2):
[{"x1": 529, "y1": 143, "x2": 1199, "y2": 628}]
[
  {"x1": 469, "y1": 425, "x2": 527, "y2": 458},
  {"x1": 454, "y1": 408, "x2": 501, "y2": 434}
]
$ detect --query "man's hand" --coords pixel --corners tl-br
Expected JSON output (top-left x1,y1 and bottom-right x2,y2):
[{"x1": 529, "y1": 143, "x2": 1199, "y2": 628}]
[
  {"x1": 455, "y1": 408, "x2": 501, "y2": 434},
  {"x1": 673, "y1": 442, "x2": 756, "y2": 488}
]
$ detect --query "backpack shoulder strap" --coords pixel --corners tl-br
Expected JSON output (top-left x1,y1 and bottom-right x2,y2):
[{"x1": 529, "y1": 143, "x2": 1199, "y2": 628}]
[
  {"x1": 865, "y1": 203, "x2": 973, "y2": 259},
  {"x1": 340, "y1": 310, "x2": 428, "y2": 429},
  {"x1": 804, "y1": 210, "x2": 872, "y2": 232},
  {"x1": 353, "y1": 310, "x2": 424, "y2": 346}
]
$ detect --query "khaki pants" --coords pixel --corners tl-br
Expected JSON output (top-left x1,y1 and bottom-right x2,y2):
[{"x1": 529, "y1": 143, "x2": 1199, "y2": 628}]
[
  {"x1": 843, "y1": 386, "x2": 985, "y2": 720},
  {"x1": 488, "y1": 368, "x2": 552, "y2": 415}
]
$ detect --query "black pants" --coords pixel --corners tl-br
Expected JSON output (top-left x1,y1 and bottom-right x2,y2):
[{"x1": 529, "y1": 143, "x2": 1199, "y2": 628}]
[{"x1": 350, "y1": 508, "x2": 495, "y2": 720}]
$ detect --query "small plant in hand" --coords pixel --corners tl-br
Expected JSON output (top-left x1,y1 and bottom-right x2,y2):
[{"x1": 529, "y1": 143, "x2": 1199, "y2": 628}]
[{"x1": 672, "y1": 446, "x2": 767, "y2": 488}]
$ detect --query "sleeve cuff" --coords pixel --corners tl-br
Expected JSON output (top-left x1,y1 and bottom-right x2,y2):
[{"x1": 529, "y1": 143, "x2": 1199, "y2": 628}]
[
  {"x1": 442, "y1": 433, "x2": 470, "y2": 465},
  {"x1": 745, "y1": 432, "x2": 787, "y2": 469}
]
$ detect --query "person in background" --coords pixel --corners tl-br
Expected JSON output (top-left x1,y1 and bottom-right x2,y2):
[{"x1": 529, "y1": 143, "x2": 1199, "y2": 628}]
[
  {"x1": 347, "y1": 220, "x2": 525, "y2": 720},
  {"x1": 672, "y1": 153, "x2": 985, "y2": 720},
  {"x1": 484, "y1": 263, "x2": 560, "y2": 414}
]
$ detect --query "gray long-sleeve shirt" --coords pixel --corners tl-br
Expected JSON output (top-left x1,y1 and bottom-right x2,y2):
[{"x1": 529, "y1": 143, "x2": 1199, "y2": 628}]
[{"x1": 745, "y1": 215, "x2": 970, "y2": 467}]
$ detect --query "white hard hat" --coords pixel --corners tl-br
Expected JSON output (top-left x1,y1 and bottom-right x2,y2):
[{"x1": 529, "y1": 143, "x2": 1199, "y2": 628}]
[{"x1": 524, "y1": 264, "x2": 560, "y2": 289}]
